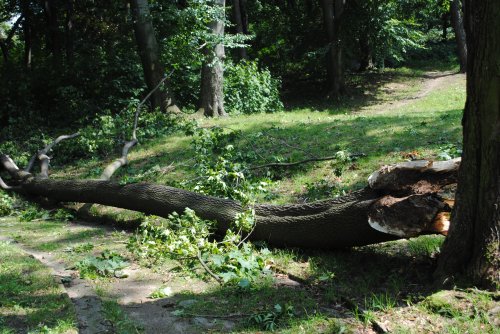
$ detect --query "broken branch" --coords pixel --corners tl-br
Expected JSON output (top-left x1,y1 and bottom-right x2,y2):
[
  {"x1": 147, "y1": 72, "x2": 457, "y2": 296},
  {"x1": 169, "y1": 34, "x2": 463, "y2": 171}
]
[
  {"x1": 248, "y1": 153, "x2": 366, "y2": 170},
  {"x1": 25, "y1": 132, "x2": 80, "y2": 173}
]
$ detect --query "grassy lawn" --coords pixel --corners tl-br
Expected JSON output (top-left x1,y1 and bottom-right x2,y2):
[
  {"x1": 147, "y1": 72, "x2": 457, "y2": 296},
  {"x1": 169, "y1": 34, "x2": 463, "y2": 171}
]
[
  {"x1": 0, "y1": 235, "x2": 77, "y2": 334},
  {"x1": 2, "y1": 67, "x2": 498, "y2": 333}
]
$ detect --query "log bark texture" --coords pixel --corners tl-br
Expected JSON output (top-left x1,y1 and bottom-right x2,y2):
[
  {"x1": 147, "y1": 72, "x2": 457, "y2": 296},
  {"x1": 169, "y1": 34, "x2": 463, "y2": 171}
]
[{"x1": 1, "y1": 155, "x2": 459, "y2": 250}]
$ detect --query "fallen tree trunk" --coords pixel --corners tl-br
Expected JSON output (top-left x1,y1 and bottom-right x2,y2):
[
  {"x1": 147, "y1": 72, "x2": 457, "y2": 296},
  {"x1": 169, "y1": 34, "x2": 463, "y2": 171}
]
[{"x1": 0, "y1": 154, "x2": 459, "y2": 249}]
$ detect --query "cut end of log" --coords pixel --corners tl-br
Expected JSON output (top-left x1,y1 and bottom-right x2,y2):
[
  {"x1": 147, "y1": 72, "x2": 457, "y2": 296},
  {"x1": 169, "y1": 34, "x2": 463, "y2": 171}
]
[
  {"x1": 428, "y1": 212, "x2": 450, "y2": 235},
  {"x1": 367, "y1": 194, "x2": 451, "y2": 238},
  {"x1": 368, "y1": 216, "x2": 409, "y2": 237},
  {"x1": 367, "y1": 158, "x2": 460, "y2": 194}
]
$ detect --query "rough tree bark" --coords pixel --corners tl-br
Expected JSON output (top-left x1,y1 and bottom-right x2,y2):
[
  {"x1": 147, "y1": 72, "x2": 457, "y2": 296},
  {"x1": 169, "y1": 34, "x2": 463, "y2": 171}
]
[
  {"x1": 20, "y1": 0, "x2": 32, "y2": 69},
  {"x1": 320, "y1": 0, "x2": 345, "y2": 98},
  {"x1": 231, "y1": 0, "x2": 248, "y2": 60},
  {"x1": 65, "y1": 0, "x2": 74, "y2": 67},
  {"x1": 358, "y1": 33, "x2": 373, "y2": 72},
  {"x1": 43, "y1": 0, "x2": 62, "y2": 65},
  {"x1": 129, "y1": 0, "x2": 180, "y2": 113},
  {"x1": 435, "y1": 0, "x2": 499, "y2": 288},
  {"x1": 1, "y1": 151, "x2": 459, "y2": 249},
  {"x1": 450, "y1": 0, "x2": 467, "y2": 73},
  {"x1": 200, "y1": 0, "x2": 227, "y2": 117}
]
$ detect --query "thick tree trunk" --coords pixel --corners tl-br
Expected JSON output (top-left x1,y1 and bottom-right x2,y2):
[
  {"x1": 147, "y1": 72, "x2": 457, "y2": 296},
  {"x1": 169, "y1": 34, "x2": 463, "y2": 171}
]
[
  {"x1": 320, "y1": 0, "x2": 345, "y2": 98},
  {"x1": 65, "y1": 0, "x2": 74, "y2": 67},
  {"x1": 1, "y1": 154, "x2": 458, "y2": 249},
  {"x1": 200, "y1": 0, "x2": 227, "y2": 117},
  {"x1": 450, "y1": 0, "x2": 467, "y2": 73},
  {"x1": 129, "y1": 0, "x2": 180, "y2": 113},
  {"x1": 435, "y1": 0, "x2": 499, "y2": 288},
  {"x1": 231, "y1": 0, "x2": 247, "y2": 60},
  {"x1": 43, "y1": 0, "x2": 62, "y2": 65},
  {"x1": 20, "y1": 0, "x2": 32, "y2": 69},
  {"x1": 358, "y1": 34, "x2": 373, "y2": 72}
]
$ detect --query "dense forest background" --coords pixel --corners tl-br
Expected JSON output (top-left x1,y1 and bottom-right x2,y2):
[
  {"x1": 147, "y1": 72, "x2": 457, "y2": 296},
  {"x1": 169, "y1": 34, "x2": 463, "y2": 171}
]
[{"x1": 1, "y1": 0, "x2": 460, "y2": 128}]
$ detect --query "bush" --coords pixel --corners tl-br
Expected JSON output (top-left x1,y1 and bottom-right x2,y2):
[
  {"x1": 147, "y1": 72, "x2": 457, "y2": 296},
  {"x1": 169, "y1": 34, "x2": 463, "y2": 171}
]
[
  {"x1": 224, "y1": 61, "x2": 283, "y2": 114},
  {"x1": 0, "y1": 191, "x2": 14, "y2": 216}
]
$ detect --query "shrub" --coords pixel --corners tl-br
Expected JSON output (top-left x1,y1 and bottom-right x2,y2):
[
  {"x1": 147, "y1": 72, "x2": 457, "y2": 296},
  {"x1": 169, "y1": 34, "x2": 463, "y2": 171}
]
[
  {"x1": 0, "y1": 191, "x2": 14, "y2": 216},
  {"x1": 224, "y1": 60, "x2": 283, "y2": 114}
]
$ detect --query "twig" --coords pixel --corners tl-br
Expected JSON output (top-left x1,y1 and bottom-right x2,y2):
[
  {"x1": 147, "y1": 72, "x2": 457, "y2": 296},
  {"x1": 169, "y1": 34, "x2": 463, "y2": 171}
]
[
  {"x1": 248, "y1": 153, "x2": 366, "y2": 170},
  {"x1": 237, "y1": 213, "x2": 257, "y2": 247},
  {"x1": 197, "y1": 251, "x2": 223, "y2": 284},
  {"x1": 132, "y1": 71, "x2": 173, "y2": 140},
  {"x1": 25, "y1": 132, "x2": 80, "y2": 173},
  {"x1": 180, "y1": 311, "x2": 249, "y2": 319}
]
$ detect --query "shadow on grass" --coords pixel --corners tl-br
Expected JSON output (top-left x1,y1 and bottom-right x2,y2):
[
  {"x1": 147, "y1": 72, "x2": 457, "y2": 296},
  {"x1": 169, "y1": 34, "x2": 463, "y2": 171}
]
[
  {"x1": 112, "y1": 239, "x2": 445, "y2": 333},
  {"x1": 281, "y1": 69, "x2": 428, "y2": 112}
]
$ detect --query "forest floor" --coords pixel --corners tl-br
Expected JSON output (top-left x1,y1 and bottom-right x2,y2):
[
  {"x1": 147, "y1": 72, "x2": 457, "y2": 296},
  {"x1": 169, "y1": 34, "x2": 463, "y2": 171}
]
[{"x1": 1, "y1": 68, "x2": 499, "y2": 334}]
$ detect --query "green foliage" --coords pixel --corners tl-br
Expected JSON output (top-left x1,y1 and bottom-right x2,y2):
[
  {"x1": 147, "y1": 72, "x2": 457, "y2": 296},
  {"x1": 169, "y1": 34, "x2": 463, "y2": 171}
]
[
  {"x1": 0, "y1": 191, "x2": 14, "y2": 216},
  {"x1": 148, "y1": 286, "x2": 173, "y2": 299},
  {"x1": 184, "y1": 126, "x2": 271, "y2": 204},
  {"x1": 407, "y1": 235, "x2": 444, "y2": 257},
  {"x1": 62, "y1": 109, "x2": 184, "y2": 159},
  {"x1": 64, "y1": 243, "x2": 95, "y2": 254},
  {"x1": 75, "y1": 250, "x2": 129, "y2": 279},
  {"x1": 128, "y1": 208, "x2": 272, "y2": 286},
  {"x1": 437, "y1": 143, "x2": 462, "y2": 160},
  {"x1": 224, "y1": 60, "x2": 283, "y2": 114},
  {"x1": 249, "y1": 303, "x2": 295, "y2": 331},
  {"x1": 52, "y1": 208, "x2": 75, "y2": 222},
  {"x1": 18, "y1": 206, "x2": 51, "y2": 222}
]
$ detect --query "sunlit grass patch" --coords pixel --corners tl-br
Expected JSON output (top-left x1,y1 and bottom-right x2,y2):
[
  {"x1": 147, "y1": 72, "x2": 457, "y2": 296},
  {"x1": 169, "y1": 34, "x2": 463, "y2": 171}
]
[{"x1": 0, "y1": 240, "x2": 77, "y2": 333}]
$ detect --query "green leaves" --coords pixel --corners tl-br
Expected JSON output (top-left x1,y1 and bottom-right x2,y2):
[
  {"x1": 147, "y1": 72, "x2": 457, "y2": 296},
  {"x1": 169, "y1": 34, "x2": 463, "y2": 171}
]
[
  {"x1": 224, "y1": 60, "x2": 283, "y2": 115},
  {"x1": 128, "y1": 208, "x2": 272, "y2": 286},
  {"x1": 75, "y1": 250, "x2": 129, "y2": 279}
]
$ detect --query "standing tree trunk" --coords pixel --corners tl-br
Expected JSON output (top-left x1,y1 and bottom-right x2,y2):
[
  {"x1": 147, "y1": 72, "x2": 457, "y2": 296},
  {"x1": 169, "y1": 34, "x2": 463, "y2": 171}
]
[
  {"x1": 0, "y1": 14, "x2": 23, "y2": 64},
  {"x1": 231, "y1": 0, "x2": 248, "y2": 60},
  {"x1": 450, "y1": 0, "x2": 467, "y2": 73},
  {"x1": 64, "y1": 0, "x2": 74, "y2": 67},
  {"x1": 320, "y1": 0, "x2": 345, "y2": 98},
  {"x1": 20, "y1": 0, "x2": 32, "y2": 69},
  {"x1": 130, "y1": 0, "x2": 180, "y2": 113},
  {"x1": 43, "y1": 0, "x2": 62, "y2": 65},
  {"x1": 358, "y1": 33, "x2": 373, "y2": 72},
  {"x1": 435, "y1": 0, "x2": 499, "y2": 289},
  {"x1": 200, "y1": 0, "x2": 227, "y2": 117}
]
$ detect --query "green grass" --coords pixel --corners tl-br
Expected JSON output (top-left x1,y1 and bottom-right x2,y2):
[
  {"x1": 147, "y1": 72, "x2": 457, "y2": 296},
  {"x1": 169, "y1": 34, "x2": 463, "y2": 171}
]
[
  {"x1": 0, "y1": 240, "x2": 77, "y2": 333},
  {"x1": 101, "y1": 300, "x2": 142, "y2": 333},
  {"x1": 3, "y1": 66, "x2": 496, "y2": 334}
]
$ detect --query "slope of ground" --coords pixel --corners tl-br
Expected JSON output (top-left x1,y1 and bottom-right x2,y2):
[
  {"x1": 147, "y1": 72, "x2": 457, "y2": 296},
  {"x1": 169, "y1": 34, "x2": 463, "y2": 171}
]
[{"x1": 2, "y1": 68, "x2": 498, "y2": 334}]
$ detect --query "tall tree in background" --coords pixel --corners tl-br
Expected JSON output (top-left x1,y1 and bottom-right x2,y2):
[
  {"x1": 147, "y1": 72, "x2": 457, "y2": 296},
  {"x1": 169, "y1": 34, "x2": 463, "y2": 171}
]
[
  {"x1": 450, "y1": 0, "x2": 467, "y2": 73},
  {"x1": 231, "y1": 0, "x2": 248, "y2": 60},
  {"x1": 64, "y1": 0, "x2": 74, "y2": 66},
  {"x1": 200, "y1": 0, "x2": 226, "y2": 117},
  {"x1": 20, "y1": 0, "x2": 32, "y2": 69},
  {"x1": 43, "y1": 0, "x2": 61, "y2": 64},
  {"x1": 320, "y1": 0, "x2": 345, "y2": 98},
  {"x1": 435, "y1": 0, "x2": 499, "y2": 288},
  {"x1": 130, "y1": 0, "x2": 179, "y2": 113}
]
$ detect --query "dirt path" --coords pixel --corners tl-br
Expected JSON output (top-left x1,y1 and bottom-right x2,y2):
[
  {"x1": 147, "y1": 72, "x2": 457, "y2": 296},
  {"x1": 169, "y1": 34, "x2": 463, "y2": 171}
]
[
  {"x1": 361, "y1": 71, "x2": 465, "y2": 114},
  {"x1": 0, "y1": 236, "x2": 112, "y2": 334}
]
